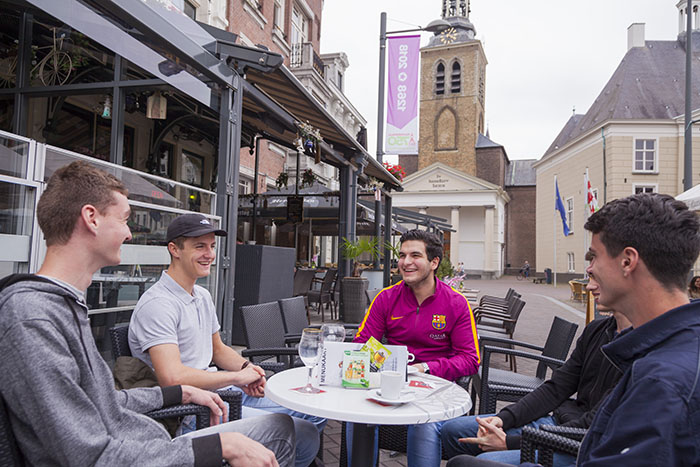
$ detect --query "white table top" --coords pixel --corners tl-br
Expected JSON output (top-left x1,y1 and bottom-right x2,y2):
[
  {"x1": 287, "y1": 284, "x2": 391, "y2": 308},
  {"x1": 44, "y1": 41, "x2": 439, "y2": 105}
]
[{"x1": 266, "y1": 367, "x2": 472, "y2": 425}]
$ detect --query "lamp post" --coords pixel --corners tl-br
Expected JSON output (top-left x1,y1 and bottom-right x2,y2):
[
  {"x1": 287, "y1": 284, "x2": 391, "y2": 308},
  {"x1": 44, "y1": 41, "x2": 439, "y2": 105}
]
[
  {"x1": 375, "y1": 12, "x2": 450, "y2": 164},
  {"x1": 684, "y1": 0, "x2": 694, "y2": 191},
  {"x1": 374, "y1": 12, "x2": 450, "y2": 277}
]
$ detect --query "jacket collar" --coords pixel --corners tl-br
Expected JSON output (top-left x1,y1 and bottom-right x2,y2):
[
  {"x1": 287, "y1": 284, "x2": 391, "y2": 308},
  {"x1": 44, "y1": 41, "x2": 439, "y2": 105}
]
[{"x1": 602, "y1": 301, "x2": 700, "y2": 371}]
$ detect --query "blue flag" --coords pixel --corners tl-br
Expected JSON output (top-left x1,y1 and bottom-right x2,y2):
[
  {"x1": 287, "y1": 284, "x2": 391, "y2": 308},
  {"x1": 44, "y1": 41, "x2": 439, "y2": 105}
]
[{"x1": 555, "y1": 180, "x2": 570, "y2": 236}]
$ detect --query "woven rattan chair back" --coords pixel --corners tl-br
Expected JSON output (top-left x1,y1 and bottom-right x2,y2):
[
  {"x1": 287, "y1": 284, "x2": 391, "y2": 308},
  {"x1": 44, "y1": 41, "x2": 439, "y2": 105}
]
[
  {"x1": 278, "y1": 296, "x2": 309, "y2": 335},
  {"x1": 241, "y1": 301, "x2": 286, "y2": 362},
  {"x1": 109, "y1": 325, "x2": 132, "y2": 359},
  {"x1": 536, "y1": 316, "x2": 579, "y2": 379}
]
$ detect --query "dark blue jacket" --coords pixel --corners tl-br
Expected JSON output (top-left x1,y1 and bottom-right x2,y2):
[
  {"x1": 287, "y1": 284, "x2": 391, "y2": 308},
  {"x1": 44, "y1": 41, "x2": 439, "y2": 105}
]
[{"x1": 577, "y1": 301, "x2": 700, "y2": 466}]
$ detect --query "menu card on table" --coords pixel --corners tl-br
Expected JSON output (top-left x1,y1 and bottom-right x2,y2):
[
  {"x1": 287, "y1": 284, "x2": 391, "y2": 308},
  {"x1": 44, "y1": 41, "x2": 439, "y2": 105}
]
[{"x1": 319, "y1": 340, "x2": 409, "y2": 387}]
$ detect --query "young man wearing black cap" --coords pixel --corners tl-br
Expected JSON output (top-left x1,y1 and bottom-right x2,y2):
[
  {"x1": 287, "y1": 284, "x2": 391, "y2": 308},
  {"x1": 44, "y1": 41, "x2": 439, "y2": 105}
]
[{"x1": 129, "y1": 213, "x2": 323, "y2": 467}]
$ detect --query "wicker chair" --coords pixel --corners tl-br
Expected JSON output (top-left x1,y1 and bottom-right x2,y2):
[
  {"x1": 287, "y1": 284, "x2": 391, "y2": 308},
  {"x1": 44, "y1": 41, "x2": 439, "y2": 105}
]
[
  {"x1": 520, "y1": 425, "x2": 586, "y2": 466},
  {"x1": 307, "y1": 269, "x2": 337, "y2": 322},
  {"x1": 109, "y1": 326, "x2": 243, "y2": 426},
  {"x1": 471, "y1": 316, "x2": 579, "y2": 414},
  {"x1": 278, "y1": 296, "x2": 358, "y2": 341},
  {"x1": 239, "y1": 302, "x2": 301, "y2": 372},
  {"x1": 477, "y1": 298, "x2": 526, "y2": 372}
]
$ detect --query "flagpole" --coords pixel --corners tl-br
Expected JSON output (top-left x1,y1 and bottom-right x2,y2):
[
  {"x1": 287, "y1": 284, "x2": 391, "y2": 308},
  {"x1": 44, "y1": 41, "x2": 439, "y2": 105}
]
[{"x1": 553, "y1": 175, "x2": 557, "y2": 288}]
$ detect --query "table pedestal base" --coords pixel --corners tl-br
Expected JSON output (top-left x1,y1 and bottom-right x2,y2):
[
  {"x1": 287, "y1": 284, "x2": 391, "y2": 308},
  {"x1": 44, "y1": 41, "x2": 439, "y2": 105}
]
[{"x1": 350, "y1": 423, "x2": 376, "y2": 467}]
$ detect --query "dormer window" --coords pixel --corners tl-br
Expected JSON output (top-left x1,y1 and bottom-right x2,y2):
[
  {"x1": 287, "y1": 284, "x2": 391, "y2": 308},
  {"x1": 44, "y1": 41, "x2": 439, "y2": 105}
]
[
  {"x1": 451, "y1": 62, "x2": 461, "y2": 93},
  {"x1": 436, "y1": 63, "x2": 445, "y2": 95}
]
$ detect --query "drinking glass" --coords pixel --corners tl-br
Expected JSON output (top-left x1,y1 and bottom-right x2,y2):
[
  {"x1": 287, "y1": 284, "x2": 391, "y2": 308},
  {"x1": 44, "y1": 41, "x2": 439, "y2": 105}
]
[
  {"x1": 321, "y1": 323, "x2": 346, "y2": 343},
  {"x1": 297, "y1": 328, "x2": 322, "y2": 394}
]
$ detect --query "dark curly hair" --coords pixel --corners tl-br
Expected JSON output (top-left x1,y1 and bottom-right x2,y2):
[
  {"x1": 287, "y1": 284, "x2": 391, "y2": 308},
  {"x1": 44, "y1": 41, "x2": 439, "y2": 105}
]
[
  {"x1": 399, "y1": 229, "x2": 443, "y2": 268},
  {"x1": 584, "y1": 193, "x2": 700, "y2": 291}
]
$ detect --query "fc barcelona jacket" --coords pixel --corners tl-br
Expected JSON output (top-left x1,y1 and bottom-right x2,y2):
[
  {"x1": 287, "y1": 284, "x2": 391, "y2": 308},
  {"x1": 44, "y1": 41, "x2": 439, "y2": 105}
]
[{"x1": 354, "y1": 279, "x2": 480, "y2": 381}]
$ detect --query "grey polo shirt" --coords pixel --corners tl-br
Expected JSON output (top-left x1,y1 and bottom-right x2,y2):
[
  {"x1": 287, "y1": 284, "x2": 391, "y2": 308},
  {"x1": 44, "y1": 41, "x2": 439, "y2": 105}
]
[{"x1": 128, "y1": 271, "x2": 219, "y2": 371}]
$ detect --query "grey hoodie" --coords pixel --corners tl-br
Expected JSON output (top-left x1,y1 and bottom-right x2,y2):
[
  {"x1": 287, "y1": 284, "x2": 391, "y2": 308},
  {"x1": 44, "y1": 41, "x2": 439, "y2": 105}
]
[{"x1": 0, "y1": 275, "x2": 220, "y2": 466}]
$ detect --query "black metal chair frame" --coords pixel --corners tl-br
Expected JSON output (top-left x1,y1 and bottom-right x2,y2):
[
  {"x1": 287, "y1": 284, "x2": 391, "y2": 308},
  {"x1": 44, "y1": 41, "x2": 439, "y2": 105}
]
[
  {"x1": 307, "y1": 269, "x2": 337, "y2": 322},
  {"x1": 471, "y1": 316, "x2": 579, "y2": 414}
]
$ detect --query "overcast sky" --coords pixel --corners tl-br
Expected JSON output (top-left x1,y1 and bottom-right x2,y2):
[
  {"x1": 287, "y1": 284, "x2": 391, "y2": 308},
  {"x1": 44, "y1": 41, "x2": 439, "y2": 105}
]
[{"x1": 320, "y1": 1, "x2": 680, "y2": 162}]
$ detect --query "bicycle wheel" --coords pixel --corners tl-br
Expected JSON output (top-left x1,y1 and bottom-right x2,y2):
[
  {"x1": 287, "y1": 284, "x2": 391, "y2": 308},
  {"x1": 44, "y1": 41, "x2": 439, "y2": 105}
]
[
  {"x1": 516, "y1": 273, "x2": 524, "y2": 281},
  {"x1": 39, "y1": 51, "x2": 72, "y2": 86},
  {"x1": 0, "y1": 56, "x2": 17, "y2": 88}
]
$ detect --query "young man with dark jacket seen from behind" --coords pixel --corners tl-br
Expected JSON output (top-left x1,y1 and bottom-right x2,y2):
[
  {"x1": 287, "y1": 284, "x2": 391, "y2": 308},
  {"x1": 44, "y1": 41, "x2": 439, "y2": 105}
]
[
  {"x1": 0, "y1": 161, "x2": 295, "y2": 466},
  {"x1": 447, "y1": 193, "x2": 700, "y2": 467},
  {"x1": 440, "y1": 280, "x2": 629, "y2": 465}
]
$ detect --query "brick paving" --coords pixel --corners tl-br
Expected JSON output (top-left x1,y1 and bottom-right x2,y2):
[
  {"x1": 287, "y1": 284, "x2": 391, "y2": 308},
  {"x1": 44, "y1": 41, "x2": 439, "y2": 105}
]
[{"x1": 305, "y1": 275, "x2": 588, "y2": 467}]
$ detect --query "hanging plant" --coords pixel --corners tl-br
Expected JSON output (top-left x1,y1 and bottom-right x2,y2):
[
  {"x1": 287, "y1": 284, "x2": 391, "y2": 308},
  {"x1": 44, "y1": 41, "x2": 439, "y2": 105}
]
[
  {"x1": 296, "y1": 120, "x2": 324, "y2": 162},
  {"x1": 275, "y1": 172, "x2": 288, "y2": 189},
  {"x1": 383, "y1": 162, "x2": 406, "y2": 182},
  {"x1": 300, "y1": 168, "x2": 317, "y2": 189}
]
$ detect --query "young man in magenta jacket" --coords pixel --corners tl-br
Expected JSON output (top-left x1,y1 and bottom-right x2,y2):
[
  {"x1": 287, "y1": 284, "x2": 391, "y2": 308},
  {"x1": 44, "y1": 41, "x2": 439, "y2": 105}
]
[{"x1": 352, "y1": 229, "x2": 480, "y2": 467}]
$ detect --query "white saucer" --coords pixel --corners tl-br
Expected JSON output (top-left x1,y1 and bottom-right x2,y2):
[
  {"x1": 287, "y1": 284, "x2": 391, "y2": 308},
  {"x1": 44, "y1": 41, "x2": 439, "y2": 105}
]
[
  {"x1": 407, "y1": 365, "x2": 418, "y2": 375},
  {"x1": 368, "y1": 389, "x2": 416, "y2": 405}
]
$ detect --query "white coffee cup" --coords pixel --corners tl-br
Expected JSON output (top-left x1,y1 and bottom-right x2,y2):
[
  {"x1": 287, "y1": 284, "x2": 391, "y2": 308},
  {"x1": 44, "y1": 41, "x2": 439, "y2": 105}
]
[{"x1": 380, "y1": 370, "x2": 404, "y2": 400}]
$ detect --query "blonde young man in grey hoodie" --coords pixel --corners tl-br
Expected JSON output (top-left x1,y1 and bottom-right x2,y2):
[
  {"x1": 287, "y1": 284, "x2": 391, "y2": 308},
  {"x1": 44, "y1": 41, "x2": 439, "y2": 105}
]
[{"x1": 0, "y1": 161, "x2": 295, "y2": 466}]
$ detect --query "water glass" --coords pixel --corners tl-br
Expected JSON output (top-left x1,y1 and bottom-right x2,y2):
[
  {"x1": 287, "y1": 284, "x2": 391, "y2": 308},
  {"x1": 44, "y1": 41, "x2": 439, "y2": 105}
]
[
  {"x1": 321, "y1": 323, "x2": 346, "y2": 343},
  {"x1": 297, "y1": 328, "x2": 322, "y2": 394}
]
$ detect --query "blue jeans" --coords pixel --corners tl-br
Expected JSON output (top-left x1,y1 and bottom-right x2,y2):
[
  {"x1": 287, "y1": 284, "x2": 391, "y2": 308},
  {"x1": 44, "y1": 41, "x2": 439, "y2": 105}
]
[
  {"x1": 345, "y1": 421, "x2": 445, "y2": 467},
  {"x1": 441, "y1": 414, "x2": 576, "y2": 467},
  {"x1": 181, "y1": 386, "x2": 326, "y2": 467}
]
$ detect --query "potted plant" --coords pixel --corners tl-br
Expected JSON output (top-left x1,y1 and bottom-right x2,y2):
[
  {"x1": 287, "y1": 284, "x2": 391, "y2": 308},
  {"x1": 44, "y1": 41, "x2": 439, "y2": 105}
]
[{"x1": 341, "y1": 237, "x2": 381, "y2": 322}]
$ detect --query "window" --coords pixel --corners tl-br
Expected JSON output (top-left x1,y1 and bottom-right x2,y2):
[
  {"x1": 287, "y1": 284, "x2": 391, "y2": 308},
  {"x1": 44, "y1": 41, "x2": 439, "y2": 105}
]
[
  {"x1": 451, "y1": 61, "x2": 461, "y2": 93},
  {"x1": 337, "y1": 70, "x2": 343, "y2": 91},
  {"x1": 239, "y1": 179, "x2": 251, "y2": 195},
  {"x1": 567, "y1": 252, "x2": 575, "y2": 273},
  {"x1": 291, "y1": 6, "x2": 308, "y2": 45},
  {"x1": 273, "y1": 0, "x2": 285, "y2": 32},
  {"x1": 634, "y1": 184, "x2": 657, "y2": 195},
  {"x1": 183, "y1": 0, "x2": 196, "y2": 19},
  {"x1": 436, "y1": 63, "x2": 445, "y2": 95},
  {"x1": 634, "y1": 139, "x2": 656, "y2": 172},
  {"x1": 566, "y1": 197, "x2": 574, "y2": 233}
]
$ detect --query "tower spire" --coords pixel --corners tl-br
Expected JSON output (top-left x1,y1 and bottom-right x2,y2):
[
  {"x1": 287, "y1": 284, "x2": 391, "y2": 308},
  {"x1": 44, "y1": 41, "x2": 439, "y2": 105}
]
[{"x1": 442, "y1": 0, "x2": 470, "y2": 19}]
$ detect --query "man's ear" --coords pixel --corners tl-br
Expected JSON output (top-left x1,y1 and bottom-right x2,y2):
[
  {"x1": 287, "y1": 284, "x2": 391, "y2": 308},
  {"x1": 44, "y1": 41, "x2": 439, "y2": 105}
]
[
  {"x1": 80, "y1": 204, "x2": 99, "y2": 236},
  {"x1": 621, "y1": 247, "x2": 639, "y2": 275},
  {"x1": 167, "y1": 241, "x2": 180, "y2": 259},
  {"x1": 430, "y1": 256, "x2": 440, "y2": 271}
]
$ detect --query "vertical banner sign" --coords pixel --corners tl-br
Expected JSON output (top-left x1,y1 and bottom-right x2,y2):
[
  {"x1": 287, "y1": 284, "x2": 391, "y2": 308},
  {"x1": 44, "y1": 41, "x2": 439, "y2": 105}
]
[{"x1": 386, "y1": 35, "x2": 420, "y2": 155}]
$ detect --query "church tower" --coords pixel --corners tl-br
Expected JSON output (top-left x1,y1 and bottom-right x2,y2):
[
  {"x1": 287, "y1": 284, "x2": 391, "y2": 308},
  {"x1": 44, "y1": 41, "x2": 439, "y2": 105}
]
[{"x1": 402, "y1": 0, "x2": 486, "y2": 176}]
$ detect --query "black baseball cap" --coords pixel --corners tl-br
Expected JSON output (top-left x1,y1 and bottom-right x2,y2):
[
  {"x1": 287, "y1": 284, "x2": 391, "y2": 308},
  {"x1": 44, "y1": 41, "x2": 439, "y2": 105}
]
[{"x1": 166, "y1": 214, "x2": 227, "y2": 243}]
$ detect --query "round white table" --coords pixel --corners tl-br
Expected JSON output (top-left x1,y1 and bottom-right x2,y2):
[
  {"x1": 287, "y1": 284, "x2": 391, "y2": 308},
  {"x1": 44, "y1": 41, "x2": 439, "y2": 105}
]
[{"x1": 266, "y1": 367, "x2": 472, "y2": 466}]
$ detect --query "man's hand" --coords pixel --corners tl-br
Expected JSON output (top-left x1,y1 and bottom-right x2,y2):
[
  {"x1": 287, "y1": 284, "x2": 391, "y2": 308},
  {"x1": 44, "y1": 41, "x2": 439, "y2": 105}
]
[
  {"x1": 181, "y1": 385, "x2": 227, "y2": 426},
  {"x1": 220, "y1": 432, "x2": 278, "y2": 467},
  {"x1": 242, "y1": 378, "x2": 266, "y2": 398},
  {"x1": 459, "y1": 417, "x2": 507, "y2": 452},
  {"x1": 410, "y1": 363, "x2": 425, "y2": 373},
  {"x1": 233, "y1": 364, "x2": 266, "y2": 387}
]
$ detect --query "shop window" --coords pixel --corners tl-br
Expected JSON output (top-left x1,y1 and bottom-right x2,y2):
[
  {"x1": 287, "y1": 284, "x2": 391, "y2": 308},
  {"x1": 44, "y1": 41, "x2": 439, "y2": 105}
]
[{"x1": 42, "y1": 100, "x2": 133, "y2": 165}]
